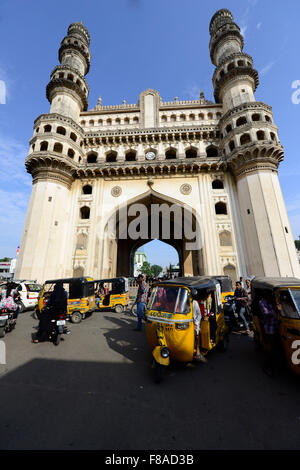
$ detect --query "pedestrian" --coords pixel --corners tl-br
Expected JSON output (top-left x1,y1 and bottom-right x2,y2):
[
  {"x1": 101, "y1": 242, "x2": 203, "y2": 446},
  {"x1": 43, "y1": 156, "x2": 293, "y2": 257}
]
[
  {"x1": 133, "y1": 274, "x2": 148, "y2": 331},
  {"x1": 234, "y1": 281, "x2": 250, "y2": 335},
  {"x1": 245, "y1": 278, "x2": 252, "y2": 319}
]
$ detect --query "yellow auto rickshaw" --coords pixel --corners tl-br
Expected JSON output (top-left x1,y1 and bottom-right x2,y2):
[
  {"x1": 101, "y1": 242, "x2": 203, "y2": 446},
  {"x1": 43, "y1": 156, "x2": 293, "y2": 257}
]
[
  {"x1": 145, "y1": 276, "x2": 228, "y2": 382},
  {"x1": 93, "y1": 277, "x2": 129, "y2": 313},
  {"x1": 251, "y1": 277, "x2": 300, "y2": 374},
  {"x1": 36, "y1": 277, "x2": 96, "y2": 324}
]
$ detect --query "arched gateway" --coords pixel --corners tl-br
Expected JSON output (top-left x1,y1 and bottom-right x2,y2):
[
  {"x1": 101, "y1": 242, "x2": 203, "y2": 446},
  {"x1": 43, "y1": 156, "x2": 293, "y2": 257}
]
[{"x1": 15, "y1": 11, "x2": 300, "y2": 283}]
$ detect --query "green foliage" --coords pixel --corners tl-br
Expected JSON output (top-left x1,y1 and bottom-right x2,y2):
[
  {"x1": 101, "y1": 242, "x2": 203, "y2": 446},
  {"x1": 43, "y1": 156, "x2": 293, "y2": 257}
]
[
  {"x1": 138, "y1": 261, "x2": 162, "y2": 278},
  {"x1": 295, "y1": 240, "x2": 300, "y2": 251}
]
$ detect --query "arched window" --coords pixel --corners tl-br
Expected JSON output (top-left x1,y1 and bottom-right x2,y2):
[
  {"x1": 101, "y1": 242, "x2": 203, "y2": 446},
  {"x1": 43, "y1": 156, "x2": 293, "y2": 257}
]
[
  {"x1": 236, "y1": 116, "x2": 247, "y2": 127},
  {"x1": 189, "y1": 113, "x2": 195, "y2": 121},
  {"x1": 252, "y1": 113, "x2": 261, "y2": 122},
  {"x1": 227, "y1": 62, "x2": 235, "y2": 71},
  {"x1": 180, "y1": 114, "x2": 186, "y2": 121},
  {"x1": 107, "y1": 118, "x2": 112, "y2": 125},
  {"x1": 237, "y1": 60, "x2": 244, "y2": 66},
  {"x1": 206, "y1": 145, "x2": 218, "y2": 158},
  {"x1": 165, "y1": 148, "x2": 177, "y2": 160},
  {"x1": 67, "y1": 74, "x2": 74, "y2": 81},
  {"x1": 89, "y1": 120, "x2": 94, "y2": 126},
  {"x1": 73, "y1": 266, "x2": 84, "y2": 277},
  {"x1": 67, "y1": 148, "x2": 75, "y2": 158},
  {"x1": 124, "y1": 117, "x2": 130, "y2": 125},
  {"x1": 171, "y1": 114, "x2": 176, "y2": 122},
  {"x1": 265, "y1": 115, "x2": 271, "y2": 122},
  {"x1": 161, "y1": 115, "x2": 167, "y2": 123},
  {"x1": 257, "y1": 130, "x2": 265, "y2": 141},
  {"x1": 98, "y1": 119, "x2": 103, "y2": 125},
  {"x1": 223, "y1": 264, "x2": 237, "y2": 282},
  {"x1": 270, "y1": 132, "x2": 276, "y2": 141},
  {"x1": 229, "y1": 140, "x2": 235, "y2": 151},
  {"x1": 87, "y1": 152, "x2": 97, "y2": 163},
  {"x1": 40, "y1": 141, "x2": 48, "y2": 151},
  {"x1": 226, "y1": 124, "x2": 232, "y2": 133},
  {"x1": 106, "y1": 151, "x2": 117, "y2": 162},
  {"x1": 133, "y1": 117, "x2": 139, "y2": 124},
  {"x1": 219, "y1": 230, "x2": 232, "y2": 246},
  {"x1": 215, "y1": 201, "x2": 227, "y2": 215},
  {"x1": 125, "y1": 151, "x2": 136, "y2": 162},
  {"x1": 82, "y1": 185, "x2": 92, "y2": 194},
  {"x1": 70, "y1": 132, "x2": 77, "y2": 142},
  {"x1": 57, "y1": 126, "x2": 66, "y2": 135},
  {"x1": 240, "y1": 133, "x2": 251, "y2": 145},
  {"x1": 80, "y1": 206, "x2": 90, "y2": 219},
  {"x1": 207, "y1": 112, "x2": 213, "y2": 120},
  {"x1": 199, "y1": 113, "x2": 204, "y2": 120},
  {"x1": 185, "y1": 148, "x2": 197, "y2": 159},
  {"x1": 44, "y1": 125, "x2": 51, "y2": 132},
  {"x1": 53, "y1": 142, "x2": 63, "y2": 153},
  {"x1": 212, "y1": 179, "x2": 224, "y2": 189}
]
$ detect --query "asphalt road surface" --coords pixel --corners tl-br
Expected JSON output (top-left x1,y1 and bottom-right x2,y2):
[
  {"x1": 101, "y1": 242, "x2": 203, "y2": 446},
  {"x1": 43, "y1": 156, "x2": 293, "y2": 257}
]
[{"x1": 0, "y1": 308, "x2": 300, "y2": 450}]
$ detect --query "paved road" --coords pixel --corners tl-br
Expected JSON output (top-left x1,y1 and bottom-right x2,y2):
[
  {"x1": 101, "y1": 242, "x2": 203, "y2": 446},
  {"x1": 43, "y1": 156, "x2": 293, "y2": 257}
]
[{"x1": 0, "y1": 309, "x2": 300, "y2": 450}]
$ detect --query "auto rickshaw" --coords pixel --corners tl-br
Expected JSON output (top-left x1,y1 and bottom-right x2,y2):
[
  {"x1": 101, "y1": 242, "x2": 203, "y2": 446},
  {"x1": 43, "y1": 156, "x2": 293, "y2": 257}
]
[
  {"x1": 145, "y1": 276, "x2": 228, "y2": 382},
  {"x1": 211, "y1": 275, "x2": 234, "y2": 304},
  {"x1": 93, "y1": 277, "x2": 129, "y2": 313},
  {"x1": 251, "y1": 277, "x2": 300, "y2": 374},
  {"x1": 36, "y1": 277, "x2": 96, "y2": 324}
]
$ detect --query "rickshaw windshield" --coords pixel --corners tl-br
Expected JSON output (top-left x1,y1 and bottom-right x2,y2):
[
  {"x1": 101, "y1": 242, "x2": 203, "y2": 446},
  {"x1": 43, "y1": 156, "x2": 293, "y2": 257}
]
[
  {"x1": 149, "y1": 286, "x2": 190, "y2": 314},
  {"x1": 279, "y1": 289, "x2": 300, "y2": 319}
]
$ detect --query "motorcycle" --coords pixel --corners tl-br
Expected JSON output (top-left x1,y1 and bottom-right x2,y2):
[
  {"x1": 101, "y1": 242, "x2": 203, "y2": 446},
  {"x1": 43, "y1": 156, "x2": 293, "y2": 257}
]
[
  {"x1": 49, "y1": 312, "x2": 67, "y2": 345},
  {"x1": 223, "y1": 296, "x2": 253, "y2": 332},
  {"x1": 0, "y1": 307, "x2": 16, "y2": 338}
]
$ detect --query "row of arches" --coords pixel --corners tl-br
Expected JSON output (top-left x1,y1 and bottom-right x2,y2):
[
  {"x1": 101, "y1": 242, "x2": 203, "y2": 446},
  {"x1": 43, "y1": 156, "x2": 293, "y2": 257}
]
[
  {"x1": 87, "y1": 145, "x2": 219, "y2": 164},
  {"x1": 52, "y1": 70, "x2": 88, "y2": 96},
  {"x1": 81, "y1": 116, "x2": 139, "y2": 127},
  {"x1": 224, "y1": 112, "x2": 272, "y2": 135},
  {"x1": 227, "y1": 130, "x2": 277, "y2": 152},
  {"x1": 37, "y1": 141, "x2": 77, "y2": 160},
  {"x1": 160, "y1": 111, "x2": 222, "y2": 123},
  {"x1": 35, "y1": 124, "x2": 83, "y2": 145}
]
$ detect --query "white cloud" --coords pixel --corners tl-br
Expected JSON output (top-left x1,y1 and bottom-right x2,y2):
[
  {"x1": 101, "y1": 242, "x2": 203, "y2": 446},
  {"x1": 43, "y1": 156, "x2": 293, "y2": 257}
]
[
  {"x1": 256, "y1": 22, "x2": 262, "y2": 30},
  {"x1": 182, "y1": 83, "x2": 201, "y2": 100},
  {"x1": 0, "y1": 134, "x2": 31, "y2": 187},
  {"x1": 259, "y1": 61, "x2": 276, "y2": 77}
]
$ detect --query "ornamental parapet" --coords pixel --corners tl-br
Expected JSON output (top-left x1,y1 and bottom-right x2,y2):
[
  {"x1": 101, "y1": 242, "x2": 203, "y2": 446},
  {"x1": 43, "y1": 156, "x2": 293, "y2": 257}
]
[
  {"x1": 33, "y1": 113, "x2": 84, "y2": 135},
  {"x1": 219, "y1": 101, "x2": 273, "y2": 127}
]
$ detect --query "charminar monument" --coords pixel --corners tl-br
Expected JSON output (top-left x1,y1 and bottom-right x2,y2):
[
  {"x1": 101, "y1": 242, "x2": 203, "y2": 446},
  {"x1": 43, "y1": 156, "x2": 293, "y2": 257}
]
[{"x1": 15, "y1": 9, "x2": 300, "y2": 283}]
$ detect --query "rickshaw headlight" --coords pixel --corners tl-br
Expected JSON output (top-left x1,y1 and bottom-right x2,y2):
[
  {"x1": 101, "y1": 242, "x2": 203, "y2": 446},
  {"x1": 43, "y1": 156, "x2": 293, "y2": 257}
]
[
  {"x1": 161, "y1": 347, "x2": 170, "y2": 358},
  {"x1": 175, "y1": 322, "x2": 189, "y2": 330}
]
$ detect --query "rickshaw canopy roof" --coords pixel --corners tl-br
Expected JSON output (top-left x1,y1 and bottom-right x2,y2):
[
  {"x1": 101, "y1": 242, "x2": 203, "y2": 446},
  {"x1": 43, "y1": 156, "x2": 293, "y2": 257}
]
[
  {"x1": 93, "y1": 277, "x2": 128, "y2": 284},
  {"x1": 210, "y1": 275, "x2": 233, "y2": 292},
  {"x1": 45, "y1": 277, "x2": 91, "y2": 284},
  {"x1": 251, "y1": 277, "x2": 300, "y2": 291},
  {"x1": 157, "y1": 276, "x2": 218, "y2": 291}
]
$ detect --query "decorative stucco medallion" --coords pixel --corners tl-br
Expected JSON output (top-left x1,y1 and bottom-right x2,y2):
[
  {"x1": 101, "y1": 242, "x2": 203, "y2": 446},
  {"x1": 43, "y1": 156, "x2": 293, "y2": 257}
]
[
  {"x1": 180, "y1": 183, "x2": 192, "y2": 195},
  {"x1": 111, "y1": 186, "x2": 122, "y2": 197}
]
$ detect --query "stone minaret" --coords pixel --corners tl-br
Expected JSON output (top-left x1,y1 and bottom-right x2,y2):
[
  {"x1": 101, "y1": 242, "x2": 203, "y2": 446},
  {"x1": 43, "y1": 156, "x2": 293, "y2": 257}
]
[
  {"x1": 15, "y1": 23, "x2": 91, "y2": 281},
  {"x1": 210, "y1": 9, "x2": 300, "y2": 277}
]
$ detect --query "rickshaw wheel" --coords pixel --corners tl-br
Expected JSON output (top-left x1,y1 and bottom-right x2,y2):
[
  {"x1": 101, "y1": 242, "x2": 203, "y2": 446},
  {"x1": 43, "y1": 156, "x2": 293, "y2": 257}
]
[
  {"x1": 115, "y1": 304, "x2": 124, "y2": 314},
  {"x1": 71, "y1": 311, "x2": 82, "y2": 324}
]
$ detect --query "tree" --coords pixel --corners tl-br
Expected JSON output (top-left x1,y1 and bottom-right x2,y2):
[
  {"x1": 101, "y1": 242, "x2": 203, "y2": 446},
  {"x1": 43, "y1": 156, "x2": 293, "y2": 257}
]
[
  {"x1": 295, "y1": 239, "x2": 300, "y2": 251},
  {"x1": 151, "y1": 264, "x2": 163, "y2": 278},
  {"x1": 138, "y1": 261, "x2": 153, "y2": 278}
]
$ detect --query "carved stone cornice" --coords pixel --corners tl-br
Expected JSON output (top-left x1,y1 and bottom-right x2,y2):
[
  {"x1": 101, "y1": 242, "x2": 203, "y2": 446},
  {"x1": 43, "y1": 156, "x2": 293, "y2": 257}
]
[
  {"x1": 227, "y1": 143, "x2": 284, "y2": 178},
  {"x1": 25, "y1": 153, "x2": 77, "y2": 188},
  {"x1": 214, "y1": 67, "x2": 259, "y2": 103},
  {"x1": 46, "y1": 78, "x2": 88, "y2": 111}
]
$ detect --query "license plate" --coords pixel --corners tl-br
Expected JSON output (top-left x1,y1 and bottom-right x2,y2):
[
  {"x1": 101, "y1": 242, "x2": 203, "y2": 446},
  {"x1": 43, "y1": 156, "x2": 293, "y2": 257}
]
[{"x1": 56, "y1": 320, "x2": 66, "y2": 326}]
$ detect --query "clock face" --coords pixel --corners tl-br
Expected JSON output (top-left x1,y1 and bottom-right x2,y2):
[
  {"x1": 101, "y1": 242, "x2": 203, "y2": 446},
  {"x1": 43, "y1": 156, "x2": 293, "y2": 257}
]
[{"x1": 146, "y1": 151, "x2": 156, "y2": 161}]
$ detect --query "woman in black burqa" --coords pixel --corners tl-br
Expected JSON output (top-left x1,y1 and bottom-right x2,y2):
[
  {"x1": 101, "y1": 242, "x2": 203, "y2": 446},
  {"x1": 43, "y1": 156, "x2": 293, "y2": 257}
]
[{"x1": 33, "y1": 282, "x2": 67, "y2": 343}]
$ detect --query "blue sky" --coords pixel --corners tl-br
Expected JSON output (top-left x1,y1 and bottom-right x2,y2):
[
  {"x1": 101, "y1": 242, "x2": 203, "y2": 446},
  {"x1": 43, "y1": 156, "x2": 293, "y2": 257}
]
[{"x1": 0, "y1": 0, "x2": 299, "y2": 268}]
